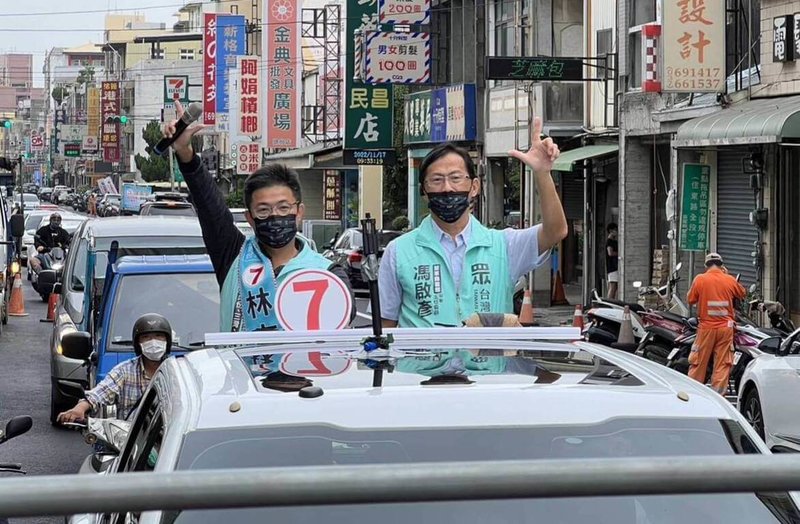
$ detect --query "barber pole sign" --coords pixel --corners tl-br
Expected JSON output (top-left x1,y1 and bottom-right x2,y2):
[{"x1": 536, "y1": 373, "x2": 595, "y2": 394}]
[
  {"x1": 642, "y1": 24, "x2": 661, "y2": 93},
  {"x1": 203, "y1": 13, "x2": 218, "y2": 125},
  {"x1": 364, "y1": 31, "x2": 431, "y2": 84}
]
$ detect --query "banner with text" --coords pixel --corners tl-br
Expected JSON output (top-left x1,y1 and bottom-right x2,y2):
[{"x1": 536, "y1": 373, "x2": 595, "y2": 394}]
[
  {"x1": 263, "y1": 0, "x2": 301, "y2": 149},
  {"x1": 101, "y1": 81, "x2": 120, "y2": 163},
  {"x1": 679, "y1": 163, "x2": 711, "y2": 251},
  {"x1": 662, "y1": 0, "x2": 725, "y2": 92},
  {"x1": 216, "y1": 15, "x2": 246, "y2": 123},
  {"x1": 238, "y1": 56, "x2": 261, "y2": 139},
  {"x1": 203, "y1": 13, "x2": 218, "y2": 124}
]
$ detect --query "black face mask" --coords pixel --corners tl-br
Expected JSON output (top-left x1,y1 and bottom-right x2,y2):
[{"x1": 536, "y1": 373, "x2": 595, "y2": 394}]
[
  {"x1": 254, "y1": 214, "x2": 297, "y2": 249},
  {"x1": 427, "y1": 192, "x2": 471, "y2": 223},
  {"x1": 49, "y1": 221, "x2": 60, "y2": 231}
]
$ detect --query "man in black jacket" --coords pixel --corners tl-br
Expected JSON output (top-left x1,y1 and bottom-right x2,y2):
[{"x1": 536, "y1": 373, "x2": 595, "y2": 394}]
[{"x1": 29, "y1": 213, "x2": 70, "y2": 272}]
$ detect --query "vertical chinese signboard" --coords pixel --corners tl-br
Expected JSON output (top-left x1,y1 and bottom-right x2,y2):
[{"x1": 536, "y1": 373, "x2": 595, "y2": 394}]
[
  {"x1": 87, "y1": 86, "x2": 100, "y2": 144},
  {"x1": 345, "y1": 0, "x2": 393, "y2": 156},
  {"x1": 238, "y1": 56, "x2": 261, "y2": 138},
  {"x1": 662, "y1": 0, "x2": 725, "y2": 93},
  {"x1": 679, "y1": 164, "x2": 710, "y2": 251},
  {"x1": 203, "y1": 14, "x2": 217, "y2": 125},
  {"x1": 100, "y1": 81, "x2": 120, "y2": 163},
  {"x1": 773, "y1": 15, "x2": 794, "y2": 62},
  {"x1": 216, "y1": 15, "x2": 246, "y2": 119},
  {"x1": 263, "y1": 0, "x2": 301, "y2": 149},
  {"x1": 404, "y1": 90, "x2": 431, "y2": 143},
  {"x1": 235, "y1": 142, "x2": 261, "y2": 176},
  {"x1": 323, "y1": 170, "x2": 342, "y2": 221}
]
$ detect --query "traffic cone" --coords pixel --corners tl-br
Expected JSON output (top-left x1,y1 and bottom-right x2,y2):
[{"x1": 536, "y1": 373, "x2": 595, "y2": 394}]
[
  {"x1": 40, "y1": 292, "x2": 58, "y2": 323},
  {"x1": 8, "y1": 273, "x2": 27, "y2": 317},
  {"x1": 613, "y1": 305, "x2": 636, "y2": 351},
  {"x1": 551, "y1": 270, "x2": 570, "y2": 306},
  {"x1": 518, "y1": 289, "x2": 538, "y2": 327},
  {"x1": 572, "y1": 304, "x2": 584, "y2": 330}
]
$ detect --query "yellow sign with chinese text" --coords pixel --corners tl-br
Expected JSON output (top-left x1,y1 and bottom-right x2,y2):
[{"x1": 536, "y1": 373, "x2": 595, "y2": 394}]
[{"x1": 663, "y1": 0, "x2": 725, "y2": 93}]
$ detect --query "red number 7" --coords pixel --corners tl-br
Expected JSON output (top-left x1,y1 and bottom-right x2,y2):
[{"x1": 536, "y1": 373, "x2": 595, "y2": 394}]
[
  {"x1": 292, "y1": 279, "x2": 329, "y2": 330},
  {"x1": 248, "y1": 265, "x2": 264, "y2": 286}
]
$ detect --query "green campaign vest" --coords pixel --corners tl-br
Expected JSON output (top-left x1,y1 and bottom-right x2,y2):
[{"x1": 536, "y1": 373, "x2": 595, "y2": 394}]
[
  {"x1": 394, "y1": 216, "x2": 512, "y2": 327},
  {"x1": 220, "y1": 238, "x2": 332, "y2": 331}
]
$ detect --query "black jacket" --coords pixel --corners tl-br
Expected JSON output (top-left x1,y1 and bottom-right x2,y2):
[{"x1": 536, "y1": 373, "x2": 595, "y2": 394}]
[{"x1": 34, "y1": 225, "x2": 70, "y2": 251}]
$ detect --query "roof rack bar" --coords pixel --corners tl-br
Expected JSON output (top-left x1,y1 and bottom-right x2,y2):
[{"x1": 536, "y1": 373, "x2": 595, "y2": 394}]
[{"x1": 205, "y1": 327, "x2": 582, "y2": 348}]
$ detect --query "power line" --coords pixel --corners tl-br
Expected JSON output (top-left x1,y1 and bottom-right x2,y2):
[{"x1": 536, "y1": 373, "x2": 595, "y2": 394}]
[{"x1": 0, "y1": 0, "x2": 243, "y2": 17}]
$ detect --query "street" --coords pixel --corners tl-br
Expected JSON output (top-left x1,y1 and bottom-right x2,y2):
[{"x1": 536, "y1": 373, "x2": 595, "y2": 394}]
[{"x1": 0, "y1": 280, "x2": 86, "y2": 524}]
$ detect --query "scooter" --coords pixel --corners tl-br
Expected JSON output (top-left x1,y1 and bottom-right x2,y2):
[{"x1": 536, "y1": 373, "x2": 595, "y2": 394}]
[
  {"x1": 64, "y1": 415, "x2": 131, "y2": 475},
  {"x1": 0, "y1": 415, "x2": 33, "y2": 524},
  {"x1": 31, "y1": 243, "x2": 67, "y2": 301}
]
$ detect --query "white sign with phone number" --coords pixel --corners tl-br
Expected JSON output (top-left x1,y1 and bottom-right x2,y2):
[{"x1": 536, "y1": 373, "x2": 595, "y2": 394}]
[{"x1": 275, "y1": 269, "x2": 353, "y2": 331}]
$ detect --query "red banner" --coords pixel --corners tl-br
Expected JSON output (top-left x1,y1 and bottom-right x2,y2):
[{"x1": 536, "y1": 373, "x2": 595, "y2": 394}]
[
  {"x1": 203, "y1": 13, "x2": 218, "y2": 125},
  {"x1": 263, "y1": 0, "x2": 300, "y2": 148},
  {"x1": 238, "y1": 57, "x2": 261, "y2": 138},
  {"x1": 100, "y1": 81, "x2": 120, "y2": 163}
]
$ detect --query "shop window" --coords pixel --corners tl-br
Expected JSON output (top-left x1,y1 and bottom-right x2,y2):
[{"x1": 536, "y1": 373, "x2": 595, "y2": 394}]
[
  {"x1": 180, "y1": 49, "x2": 195, "y2": 60},
  {"x1": 151, "y1": 48, "x2": 165, "y2": 60},
  {"x1": 596, "y1": 28, "x2": 613, "y2": 79}
]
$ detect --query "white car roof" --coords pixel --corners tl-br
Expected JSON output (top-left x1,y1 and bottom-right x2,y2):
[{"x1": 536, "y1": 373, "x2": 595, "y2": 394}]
[{"x1": 165, "y1": 329, "x2": 741, "y2": 433}]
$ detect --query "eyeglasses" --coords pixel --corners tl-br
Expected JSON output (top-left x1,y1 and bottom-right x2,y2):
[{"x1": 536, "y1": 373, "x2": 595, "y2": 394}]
[
  {"x1": 252, "y1": 201, "x2": 300, "y2": 219},
  {"x1": 424, "y1": 173, "x2": 472, "y2": 190}
]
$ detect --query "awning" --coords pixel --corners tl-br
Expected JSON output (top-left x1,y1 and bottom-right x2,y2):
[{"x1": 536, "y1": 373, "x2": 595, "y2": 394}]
[
  {"x1": 551, "y1": 144, "x2": 619, "y2": 172},
  {"x1": 262, "y1": 142, "x2": 341, "y2": 170},
  {"x1": 673, "y1": 94, "x2": 800, "y2": 147}
]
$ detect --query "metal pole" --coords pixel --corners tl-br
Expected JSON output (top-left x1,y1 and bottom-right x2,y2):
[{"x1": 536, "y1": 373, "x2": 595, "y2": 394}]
[{"x1": 3, "y1": 455, "x2": 800, "y2": 518}]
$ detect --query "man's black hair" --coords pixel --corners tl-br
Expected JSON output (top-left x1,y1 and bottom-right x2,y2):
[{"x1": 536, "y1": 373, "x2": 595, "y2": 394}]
[
  {"x1": 706, "y1": 259, "x2": 724, "y2": 268},
  {"x1": 607, "y1": 222, "x2": 618, "y2": 233},
  {"x1": 418, "y1": 143, "x2": 476, "y2": 194},
  {"x1": 244, "y1": 163, "x2": 303, "y2": 210}
]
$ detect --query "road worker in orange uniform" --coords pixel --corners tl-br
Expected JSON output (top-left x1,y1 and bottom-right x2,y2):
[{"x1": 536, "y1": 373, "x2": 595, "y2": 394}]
[{"x1": 686, "y1": 253, "x2": 746, "y2": 394}]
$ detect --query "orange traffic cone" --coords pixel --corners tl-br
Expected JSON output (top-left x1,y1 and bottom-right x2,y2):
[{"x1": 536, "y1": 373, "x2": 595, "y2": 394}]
[
  {"x1": 40, "y1": 292, "x2": 58, "y2": 323},
  {"x1": 518, "y1": 289, "x2": 538, "y2": 327},
  {"x1": 8, "y1": 273, "x2": 27, "y2": 317},
  {"x1": 572, "y1": 304, "x2": 584, "y2": 330},
  {"x1": 551, "y1": 270, "x2": 570, "y2": 306},
  {"x1": 612, "y1": 305, "x2": 637, "y2": 352}
]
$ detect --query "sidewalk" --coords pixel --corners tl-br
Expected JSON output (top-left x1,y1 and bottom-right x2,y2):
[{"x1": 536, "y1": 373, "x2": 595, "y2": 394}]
[{"x1": 532, "y1": 282, "x2": 584, "y2": 327}]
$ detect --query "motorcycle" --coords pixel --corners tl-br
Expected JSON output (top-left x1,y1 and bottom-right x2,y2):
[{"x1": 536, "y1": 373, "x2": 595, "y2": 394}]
[
  {"x1": 64, "y1": 416, "x2": 131, "y2": 474},
  {"x1": 31, "y1": 243, "x2": 67, "y2": 302}
]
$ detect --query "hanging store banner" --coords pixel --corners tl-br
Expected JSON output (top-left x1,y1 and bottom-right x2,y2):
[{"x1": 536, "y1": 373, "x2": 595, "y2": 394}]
[
  {"x1": 216, "y1": 15, "x2": 247, "y2": 118},
  {"x1": 100, "y1": 81, "x2": 120, "y2": 163},
  {"x1": 794, "y1": 13, "x2": 800, "y2": 59},
  {"x1": 345, "y1": 0, "x2": 393, "y2": 154},
  {"x1": 364, "y1": 31, "x2": 431, "y2": 84},
  {"x1": 238, "y1": 56, "x2": 261, "y2": 138},
  {"x1": 662, "y1": 0, "x2": 725, "y2": 92},
  {"x1": 773, "y1": 15, "x2": 794, "y2": 62},
  {"x1": 378, "y1": 0, "x2": 430, "y2": 25},
  {"x1": 263, "y1": 0, "x2": 301, "y2": 149},
  {"x1": 87, "y1": 86, "x2": 100, "y2": 140},
  {"x1": 404, "y1": 90, "x2": 431, "y2": 143},
  {"x1": 407, "y1": 84, "x2": 476, "y2": 144},
  {"x1": 679, "y1": 163, "x2": 711, "y2": 251},
  {"x1": 323, "y1": 170, "x2": 342, "y2": 221},
  {"x1": 203, "y1": 13, "x2": 218, "y2": 125}
]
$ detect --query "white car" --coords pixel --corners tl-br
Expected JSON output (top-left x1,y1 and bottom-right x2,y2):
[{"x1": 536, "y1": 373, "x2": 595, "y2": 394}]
[
  {"x1": 738, "y1": 332, "x2": 800, "y2": 452},
  {"x1": 67, "y1": 327, "x2": 797, "y2": 523}
]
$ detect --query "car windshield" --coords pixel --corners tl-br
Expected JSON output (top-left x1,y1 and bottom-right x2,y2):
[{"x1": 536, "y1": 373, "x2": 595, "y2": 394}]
[
  {"x1": 108, "y1": 272, "x2": 219, "y2": 350},
  {"x1": 145, "y1": 206, "x2": 196, "y2": 217},
  {"x1": 23, "y1": 194, "x2": 39, "y2": 202},
  {"x1": 25, "y1": 213, "x2": 49, "y2": 230},
  {"x1": 171, "y1": 418, "x2": 798, "y2": 523},
  {"x1": 36, "y1": 216, "x2": 84, "y2": 233},
  {"x1": 105, "y1": 195, "x2": 120, "y2": 203}
]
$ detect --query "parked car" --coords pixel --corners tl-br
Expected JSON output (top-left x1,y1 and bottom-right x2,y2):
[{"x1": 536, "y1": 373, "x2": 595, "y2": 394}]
[
  {"x1": 139, "y1": 201, "x2": 196, "y2": 216},
  {"x1": 20, "y1": 193, "x2": 40, "y2": 211},
  {"x1": 48, "y1": 216, "x2": 208, "y2": 424},
  {"x1": 323, "y1": 228, "x2": 402, "y2": 287},
  {"x1": 39, "y1": 187, "x2": 54, "y2": 202},
  {"x1": 65, "y1": 328, "x2": 798, "y2": 523}
]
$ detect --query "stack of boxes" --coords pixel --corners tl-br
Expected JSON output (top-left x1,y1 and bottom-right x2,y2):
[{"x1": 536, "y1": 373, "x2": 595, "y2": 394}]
[{"x1": 640, "y1": 248, "x2": 671, "y2": 310}]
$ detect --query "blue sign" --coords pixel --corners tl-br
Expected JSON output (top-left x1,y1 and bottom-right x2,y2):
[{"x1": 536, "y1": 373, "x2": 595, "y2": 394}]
[
  {"x1": 215, "y1": 15, "x2": 246, "y2": 114},
  {"x1": 409, "y1": 83, "x2": 477, "y2": 144},
  {"x1": 33, "y1": 171, "x2": 42, "y2": 185},
  {"x1": 121, "y1": 183, "x2": 153, "y2": 212}
]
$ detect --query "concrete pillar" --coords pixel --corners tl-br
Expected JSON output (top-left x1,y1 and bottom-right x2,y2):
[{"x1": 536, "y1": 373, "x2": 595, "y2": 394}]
[
  {"x1": 619, "y1": 135, "x2": 652, "y2": 301},
  {"x1": 359, "y1": 165, "x2": 384, "y2": 229}
]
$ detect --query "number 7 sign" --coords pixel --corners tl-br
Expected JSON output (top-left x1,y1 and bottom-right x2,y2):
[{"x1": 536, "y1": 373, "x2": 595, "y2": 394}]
[{"x1": 275, "y1": 269, "x2": 354, "y2": 331}]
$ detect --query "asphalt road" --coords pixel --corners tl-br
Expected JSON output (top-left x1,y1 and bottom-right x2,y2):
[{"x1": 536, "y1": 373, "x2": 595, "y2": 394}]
[{"x1": 0, "y1": 278, "x2": 87, "y2": 524}]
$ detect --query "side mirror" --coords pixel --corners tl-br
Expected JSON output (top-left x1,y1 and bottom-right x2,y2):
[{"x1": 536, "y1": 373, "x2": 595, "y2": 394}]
[
  {"x1": 61, "y1": 331, "x2": 93, "y2": 361},
  {"x1": 9, "y1": 214, "x2": 24, "y2": 238},
  {"x1": 0, "y1": 415, "x2": 32, "y2": 443},
  {"x1": 675, "y1": 262, "x2": 683, "y2": 272}
]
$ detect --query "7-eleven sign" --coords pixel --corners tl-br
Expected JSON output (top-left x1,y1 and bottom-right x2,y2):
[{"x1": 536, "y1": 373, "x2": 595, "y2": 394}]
[{"x1": 164, "y1": 75, "x2": 189, "y2": 103}]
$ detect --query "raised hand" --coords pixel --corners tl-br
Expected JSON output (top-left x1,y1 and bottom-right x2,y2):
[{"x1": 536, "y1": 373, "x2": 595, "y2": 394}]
[
  {"x1": 508, "y1": 116, "x2": 560, "y2": 174},
  {"x1": 163, "y1": 100, "x2": 205, "y2": 162}
]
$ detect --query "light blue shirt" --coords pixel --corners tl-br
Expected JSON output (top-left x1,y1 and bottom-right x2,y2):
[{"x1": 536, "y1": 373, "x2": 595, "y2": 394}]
[{"x1": 378, "y1": 221, "x2": 549, "y2": 321}]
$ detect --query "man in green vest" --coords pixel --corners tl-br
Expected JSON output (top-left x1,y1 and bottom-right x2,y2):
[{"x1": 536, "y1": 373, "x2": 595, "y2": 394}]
[
  {"x1": 163, "y1": 101, "x2": 354, "y2": 331},
  {"x1": 378, "y1": 116, "x2": 568, "y2": 327}
]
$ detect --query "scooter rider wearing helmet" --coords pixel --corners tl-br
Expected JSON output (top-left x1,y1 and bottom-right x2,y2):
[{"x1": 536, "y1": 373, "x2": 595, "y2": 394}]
[
  {"x1": 30, "y1": 212, "x2": 71, "y2": 273},
  {"x1": 57, "y1": 313, "x2": 173, "y2": 423}
]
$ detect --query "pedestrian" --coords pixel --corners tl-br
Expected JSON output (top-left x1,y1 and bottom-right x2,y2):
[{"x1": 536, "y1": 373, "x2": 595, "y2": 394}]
[
  {"x1": 606, "y1": 223, "x2": 619, "y2": 299},
  {"x1": 378, "y1": 116, "x2": 568, "y2": 327},
  {"x1": 57, "y1": 313, "x2": 172, "y2": 423},
  {"x1": 88, "y1": 192, "x2": 97, "y2": 216},
  {"x1": 162, "y1": 100, "x2": 354, "y2": 332},
  {"x1": 686, "y1": 253, "x2": 746, "y2": 395}
]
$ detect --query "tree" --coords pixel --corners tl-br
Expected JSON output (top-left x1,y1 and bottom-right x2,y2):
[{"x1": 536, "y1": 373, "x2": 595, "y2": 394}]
[
  {"x1": 383, "y1": 85, "x2": 409, "y2": 224},
  {"x1": 51, "y1": 86, "x2": 68, "y2": 105},
  {"x1": 134, "y1": 120, "x2": 170, "y2": 182},
  {"x1": 76, "y1": 66, "x2": 95, "y2": 86}
]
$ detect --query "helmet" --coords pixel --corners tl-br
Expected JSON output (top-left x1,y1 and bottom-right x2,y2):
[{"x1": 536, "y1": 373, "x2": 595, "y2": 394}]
[
  {"x1": 49, "y1": 212, "x2": 61, "y2": 223},
  {"x1": 132, "y1": 313, "x2": 173, "y2": 356},
  {"x1": 705, "y1": 252, "x2": 724, "y2": 266}
]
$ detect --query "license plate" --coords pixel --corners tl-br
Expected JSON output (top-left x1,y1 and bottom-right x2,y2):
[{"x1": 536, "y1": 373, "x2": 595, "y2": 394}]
[
  {"x1": 667, "y1": 348, "x2": 680, "y2": 361},
  {"x1": 733, "y1": 352, "x2": 742, "y2": 365}
]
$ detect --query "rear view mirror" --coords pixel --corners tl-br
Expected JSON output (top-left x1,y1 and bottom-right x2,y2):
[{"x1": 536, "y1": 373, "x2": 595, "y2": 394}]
[
  {"x1": 1, "y1": 415, "x2": 32, "y2": 443},
  {"x1": 61, "y1": 331, "x2": 93, "y2": 361},
  {"x1": 675, "y1": 262, "x2": 683, "y2": 272},
  {"x1": 9, "y1": 214, "x2": 24, "y2": 238}
]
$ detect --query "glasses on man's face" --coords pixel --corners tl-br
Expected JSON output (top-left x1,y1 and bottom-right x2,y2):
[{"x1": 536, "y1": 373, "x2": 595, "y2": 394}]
[
  {"x1": 252, "y1": 201, "x2": 300, "y2": 219},
  {"x1": 424, "y1": 173, "x2": 472, "y2": 190}
]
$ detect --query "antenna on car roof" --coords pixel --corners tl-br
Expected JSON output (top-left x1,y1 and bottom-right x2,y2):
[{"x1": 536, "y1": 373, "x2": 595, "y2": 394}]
[{"x1": 360, "y1": 213, "x2": 393, "y2": 387}]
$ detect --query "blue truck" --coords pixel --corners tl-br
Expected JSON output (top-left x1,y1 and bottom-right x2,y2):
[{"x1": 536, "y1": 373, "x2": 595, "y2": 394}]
[{"x1": 60, "y1": 245, "x2": 219, "y2": 393}]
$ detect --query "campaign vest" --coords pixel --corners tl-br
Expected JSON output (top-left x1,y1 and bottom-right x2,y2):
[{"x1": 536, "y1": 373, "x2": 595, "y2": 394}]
[
  {"x1": 394, "y1": 216, "x2": 512, "y2": 327},
  {"x1": 220, "y1": 238, "x2": 332, "y2": 331}
]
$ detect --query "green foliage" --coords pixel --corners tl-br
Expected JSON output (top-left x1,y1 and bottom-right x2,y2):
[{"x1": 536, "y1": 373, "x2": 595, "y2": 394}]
[
  {"x1": 507, "y1": 159, "x2": 521, "y2": 212},
  {"x1": 391, "y1": 215, "x2": 409, "y2": 231},
  {"x1": 77, "y1": 66, "x2": 95, "y2": 86},
  {"x1": 51, "y1": 86, "x2": 67, "y2": 105},
  {"x1": 383, "y1": 85, "x2": 409, "y2": 224},
  {"x1": 135, "y1": 120, "x2": 170, "y2": 182},
  {"x1": 226, "y1": 191, "x2": 244, "y2": 208}
]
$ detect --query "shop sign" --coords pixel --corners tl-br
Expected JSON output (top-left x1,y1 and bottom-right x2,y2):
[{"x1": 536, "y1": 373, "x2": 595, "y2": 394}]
[
  {"x1": 263, "y1": 0, "x2": 300, "y2": 149},
  {"x1": 774, "y1": 15, "x2": 794, "y2": 62},
  {"x1": 100, "y1": 81, "x2": 120, "y2": 163},
  {"x1": 323, "y1": 170, "x2": 342, "y2": 221},
  {"x1": 662, "y1": 0, "x2": 725, "y2": 92},
  {"x1": 378, "y1": 0, "x2": 430, "y2": 24},
  {"x1": 238, "y1": 57, "x2": 261, "y2": 138},
  {"x1": 485, "y1": 57, "x2": 584, "y2": 81},
  {"x1": 404, "y1": 84, "x2": 476, "y2": 144},
  {"x1": 364, "y1": 31, "x2": 431, "y2": 84},
  {"x1": 404, "y1": 90, "x2": 431, "y2": 143},
  {"x1": 203, "y1": 14, "x2": 218, "y2": 125},
  {"x1": 679, "y1": 163, "x2": 710, "y2": 251}
]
